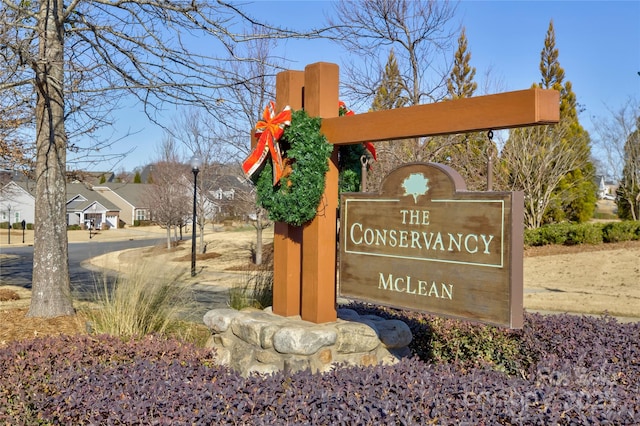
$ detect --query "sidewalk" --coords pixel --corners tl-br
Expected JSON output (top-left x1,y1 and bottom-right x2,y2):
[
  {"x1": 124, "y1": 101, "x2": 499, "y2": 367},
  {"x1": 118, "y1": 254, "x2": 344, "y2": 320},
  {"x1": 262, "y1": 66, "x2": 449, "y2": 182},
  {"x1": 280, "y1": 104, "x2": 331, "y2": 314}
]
[{"x1": 0, "y1": 225, "x2": 167, "y2": 249}]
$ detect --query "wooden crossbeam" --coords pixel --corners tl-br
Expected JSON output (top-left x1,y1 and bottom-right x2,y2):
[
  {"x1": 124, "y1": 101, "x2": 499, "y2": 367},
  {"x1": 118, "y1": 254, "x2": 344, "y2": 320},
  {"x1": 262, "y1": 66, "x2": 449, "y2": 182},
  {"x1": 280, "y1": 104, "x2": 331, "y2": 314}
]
[{"x1": 321, "y1": 88, "x2": 559, "y2": 145}]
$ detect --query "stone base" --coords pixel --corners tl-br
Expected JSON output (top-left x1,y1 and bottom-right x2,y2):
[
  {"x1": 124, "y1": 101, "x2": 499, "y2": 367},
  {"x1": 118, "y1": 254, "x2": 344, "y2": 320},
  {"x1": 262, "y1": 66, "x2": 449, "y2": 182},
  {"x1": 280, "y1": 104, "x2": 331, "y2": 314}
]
[{"x1": 203, "y1": 307, "x2": 413, "y2": 377}]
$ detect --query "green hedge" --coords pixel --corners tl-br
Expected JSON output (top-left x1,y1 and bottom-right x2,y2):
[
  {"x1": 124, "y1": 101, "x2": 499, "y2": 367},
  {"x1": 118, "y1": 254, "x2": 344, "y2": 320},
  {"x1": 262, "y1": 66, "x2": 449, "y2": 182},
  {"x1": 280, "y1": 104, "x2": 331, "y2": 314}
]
[
  {"x1": 524, "y1": 221, "x2": 640, "y2": 246},
  {"x1": 0, "y1": 222, "x2": 33, "y2": 230},
  {"x1": 134, "y1": 220, "x2": 153, "y2": 227}
]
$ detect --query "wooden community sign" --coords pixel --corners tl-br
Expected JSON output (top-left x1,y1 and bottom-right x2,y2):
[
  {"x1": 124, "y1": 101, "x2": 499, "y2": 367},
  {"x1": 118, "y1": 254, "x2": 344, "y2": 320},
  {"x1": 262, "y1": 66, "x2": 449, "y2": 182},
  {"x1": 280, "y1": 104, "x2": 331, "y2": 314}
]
[
  {"x1": 267, "y1": 62, "x2": 558, "y2": 327},
  {"x1": 339, "y1": 162, "x2": 524, "y2": 328}
]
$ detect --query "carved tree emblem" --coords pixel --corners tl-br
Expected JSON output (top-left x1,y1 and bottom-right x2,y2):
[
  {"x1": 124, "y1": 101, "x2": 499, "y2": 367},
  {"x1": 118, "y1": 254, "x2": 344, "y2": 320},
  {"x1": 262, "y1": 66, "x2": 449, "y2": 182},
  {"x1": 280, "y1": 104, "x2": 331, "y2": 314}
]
[{"x1": 402, "y1": 173, "x2": 430, "y2": 203}]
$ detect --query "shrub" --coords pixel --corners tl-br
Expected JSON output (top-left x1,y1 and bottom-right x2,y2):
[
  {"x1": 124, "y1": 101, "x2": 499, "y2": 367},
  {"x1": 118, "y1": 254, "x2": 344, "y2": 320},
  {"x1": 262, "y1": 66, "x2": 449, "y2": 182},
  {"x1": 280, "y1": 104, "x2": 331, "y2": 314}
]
[
  {"x1": 525, "y1": 223, "x2": 568, "y2": 245},
  {"x1": 1, "y1": 313, "x2": 639, "y2": 424},
  {"x1": 346, "y1": 303, "x2": 529, "y2": 376},
  {"x1": 67, "y1": 224, "x2": 82, "y2": 230},
  {"x1": 565, "y1": 222, "x2": 603, "y2": 245},
  {"x1": 134, "y1": 219, "x2": 153, "y2": 227},
  {"x1": 525, "y1": 221, "x2": 640, "y2": 246},
  {"x1": 602, "y1": 220, "x2": 640, "y2": 243}
]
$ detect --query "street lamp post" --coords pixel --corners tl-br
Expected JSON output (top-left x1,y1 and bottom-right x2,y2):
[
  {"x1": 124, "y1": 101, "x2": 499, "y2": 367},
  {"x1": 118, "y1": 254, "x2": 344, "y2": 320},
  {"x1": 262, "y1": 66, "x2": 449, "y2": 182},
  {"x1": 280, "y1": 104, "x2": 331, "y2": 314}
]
[
  {"x1": 6, "y1": 205, "x2": 10, "y2": 245},
  {"x1": 190, "y1": 156, "x2": 201, "y2": 277}
]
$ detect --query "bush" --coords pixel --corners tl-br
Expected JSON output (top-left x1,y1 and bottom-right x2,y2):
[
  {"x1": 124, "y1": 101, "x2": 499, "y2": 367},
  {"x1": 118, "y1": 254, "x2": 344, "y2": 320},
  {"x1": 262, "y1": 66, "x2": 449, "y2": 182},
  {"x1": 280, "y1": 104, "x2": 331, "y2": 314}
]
[
  {"x1": 525, "y1": 223, "x2": 570, "y2": 245},
  {"x1": 0, "y1": 222, "x2": 33, "y2": 230},
  {"x1": 565, "y1": 222, "x2": 603, "y2": 245},
  {"x1": 602, "y1": 220, "x2": 640, "y2": 243},
  {"x1": 1, "y1": 313, "x2": 639, "y2": 424},
  {"x1": 525, "y1": 221, "x2": 640, "y2": 246},
  {"x1": 134, "y1": 220, "x2": 152, "y2": 227},
  {"x1": 67, "y1": 224, "x2": 82, "y2": 230}
]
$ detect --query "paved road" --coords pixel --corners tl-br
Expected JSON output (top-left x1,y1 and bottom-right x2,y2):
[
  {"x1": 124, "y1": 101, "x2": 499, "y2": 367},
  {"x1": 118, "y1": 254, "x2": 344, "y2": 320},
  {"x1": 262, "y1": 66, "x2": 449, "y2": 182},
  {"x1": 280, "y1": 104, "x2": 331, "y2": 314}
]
[
  {"x1": 1, "y1": 239, "x2": 232, "y2": 314},
  {"x1": 1, "y1": 239, "x2": 163, "y2": 300}
]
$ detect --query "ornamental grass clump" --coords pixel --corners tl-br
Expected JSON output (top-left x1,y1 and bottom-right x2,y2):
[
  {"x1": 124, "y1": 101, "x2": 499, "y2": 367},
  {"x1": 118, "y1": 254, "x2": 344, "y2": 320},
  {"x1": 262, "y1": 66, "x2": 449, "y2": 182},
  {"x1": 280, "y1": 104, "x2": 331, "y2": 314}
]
[
  {"x1": 87, "y1": 261, "x2": 194, "y2": 340},
  {"x1": 228, "y1": 269, "x2": 273, "y2": 310},
  {"x1": 228, "y1": 244, "x2": 274, "y2": 310}
]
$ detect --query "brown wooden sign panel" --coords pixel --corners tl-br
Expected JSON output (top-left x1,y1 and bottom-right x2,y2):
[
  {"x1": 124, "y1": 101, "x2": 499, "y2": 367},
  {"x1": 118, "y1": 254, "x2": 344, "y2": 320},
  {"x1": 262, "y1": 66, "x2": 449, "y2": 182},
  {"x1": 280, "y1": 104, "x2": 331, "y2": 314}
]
[{"x1": 339, "y1": 163, "x2": 524, "y2": 328}]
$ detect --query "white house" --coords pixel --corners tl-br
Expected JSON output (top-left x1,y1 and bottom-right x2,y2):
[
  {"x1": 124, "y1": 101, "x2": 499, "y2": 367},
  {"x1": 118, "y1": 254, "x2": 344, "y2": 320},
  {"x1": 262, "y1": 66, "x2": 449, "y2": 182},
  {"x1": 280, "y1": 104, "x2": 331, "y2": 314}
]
[
  {"x1": 0, "y1": 181, "x2": 36, "y2": 226},
  {"x1": 1, "y1": 180, "x2": 121, "y2": 229},
  {"x1": 597, "y1": 176, "x2": 617, "y2": 201}
]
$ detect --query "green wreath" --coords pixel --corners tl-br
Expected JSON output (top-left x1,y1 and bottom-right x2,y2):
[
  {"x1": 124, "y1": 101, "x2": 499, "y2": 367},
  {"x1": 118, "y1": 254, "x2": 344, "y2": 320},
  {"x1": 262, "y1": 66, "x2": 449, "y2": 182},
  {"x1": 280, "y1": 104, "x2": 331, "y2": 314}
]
[{"x1": 253, "y1": 109, "x2": 333, "y2": 226}]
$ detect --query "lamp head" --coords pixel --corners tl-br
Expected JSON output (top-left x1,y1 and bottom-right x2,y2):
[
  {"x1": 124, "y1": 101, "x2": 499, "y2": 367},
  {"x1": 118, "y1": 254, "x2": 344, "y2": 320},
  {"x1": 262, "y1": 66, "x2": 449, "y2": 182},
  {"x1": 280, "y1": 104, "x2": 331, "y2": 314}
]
[{"x1": 190, "y1": 155, "x2": 201, "y2": 172}]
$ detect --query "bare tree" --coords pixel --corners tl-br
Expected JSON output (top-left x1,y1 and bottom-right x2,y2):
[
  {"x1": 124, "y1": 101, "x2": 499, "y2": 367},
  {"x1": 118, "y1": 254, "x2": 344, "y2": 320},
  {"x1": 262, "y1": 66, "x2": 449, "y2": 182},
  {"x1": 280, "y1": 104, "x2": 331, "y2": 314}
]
[
  {"x1": 328, "y1": 0, "x2": 458, "y2": 192},
  {"x1": 0, "y1": 0, "x2": 317, "y2": 317},
  {"x1": 207, "y1": 34, "x2": 281, "y2": 265},
  {"x1": 501, "y1": 121, "x2": 589, "y2": 229},
  {"x1": 593, "y1": 98, "x2": 639, "y2": 181},
  {"x1": 143, "y1": 160, "x2": 191, "y2": 250},
  {"x1": 168, "y1": 108, "x2": 225, "y2": 254},
  {"x1": 329, "y1": 0, "x2": 457, "y2": 107},
  {"x1": 593, "y1": 97, "x2": 640, "y2": 219}
]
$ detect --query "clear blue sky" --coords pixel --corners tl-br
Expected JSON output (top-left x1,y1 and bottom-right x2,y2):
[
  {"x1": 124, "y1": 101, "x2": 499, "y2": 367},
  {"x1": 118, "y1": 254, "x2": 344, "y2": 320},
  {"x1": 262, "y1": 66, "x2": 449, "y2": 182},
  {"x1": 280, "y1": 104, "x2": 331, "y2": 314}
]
[{"x1": 91, "y1": 0, "x2": 640, "y2": 173}]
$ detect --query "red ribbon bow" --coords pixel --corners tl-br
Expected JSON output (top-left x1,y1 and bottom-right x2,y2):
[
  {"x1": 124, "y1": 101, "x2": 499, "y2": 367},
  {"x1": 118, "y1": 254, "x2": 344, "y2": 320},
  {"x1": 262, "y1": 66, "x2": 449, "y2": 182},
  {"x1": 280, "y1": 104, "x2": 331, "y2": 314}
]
[
  {"x1": 338, "y1": 101, "x2": 377, "y2": 161},
  {"x1": 242, "y1": 102, "x2": 291, "y2": 185}
]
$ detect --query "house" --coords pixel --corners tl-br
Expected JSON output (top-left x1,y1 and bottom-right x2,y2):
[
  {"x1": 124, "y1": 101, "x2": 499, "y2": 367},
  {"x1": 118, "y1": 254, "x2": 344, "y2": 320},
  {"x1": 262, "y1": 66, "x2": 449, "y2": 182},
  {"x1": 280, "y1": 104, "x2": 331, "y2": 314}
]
[
  {"x1": 0, "y1": 181, "x2": 36, "y2": 226},
  {"x1": 597, "y1": 176, "x2": 618, "y2": 201},
  {"x1": 65, "y1": 183, "x2": 120, "y2": 229},
  {"x1": 208, "y1": 173, "x2": 254, "y2": 220},
  {"x1": 0, "y1": 180, "x2": 121, "y2": 230},
  {"x1": 93, "y1": 183, "x2": 152, "y2": 226}
]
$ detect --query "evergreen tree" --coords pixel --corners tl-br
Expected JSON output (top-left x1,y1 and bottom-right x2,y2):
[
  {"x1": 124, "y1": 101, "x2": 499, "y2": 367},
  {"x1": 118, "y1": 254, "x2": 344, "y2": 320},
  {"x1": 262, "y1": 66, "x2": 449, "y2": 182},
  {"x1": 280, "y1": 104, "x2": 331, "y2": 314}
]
[
  {"x1": 540, "y1": 21, "x2": 596, "y2": 223},
  {"x1": 446, "y1": 28, "x2": 477, "y2": 100},
  {"x1": 539, "y1": 21, "x2": 565, "y2": 91},
  {"x1": 371, "y1": 50, "x2": 406, "y2": 111},
  {"x1": 366, "y1": 51, "x2": 408, "y2": 191},
  {"x1": 133, "y1": 171, "x2": 142, "y2": 184},
  {"x1": 434, "y1": 28, "x2": 488, "y2": 190},
  {"x1": 502, "y1": 20, "x2": 596, "y2": 227}
]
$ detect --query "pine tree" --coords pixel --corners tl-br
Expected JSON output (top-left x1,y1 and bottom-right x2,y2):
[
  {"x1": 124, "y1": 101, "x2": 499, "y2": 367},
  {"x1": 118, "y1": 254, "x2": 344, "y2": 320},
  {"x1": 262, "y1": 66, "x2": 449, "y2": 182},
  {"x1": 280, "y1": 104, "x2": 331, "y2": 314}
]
[
  {"x1": 538, "y1": 21, "x2": 596, "y2": 223},
  {"x1": 539, "y1": 21, "x2": 565, "y2": 91},
  {"x1": 446, "y1": 28, "x2": 477, "y2": 100},
  {"x1": 503, "y1": 20, "x2": 596, "y2": 226},
  {"x1": 133, "y1": 171, "x2": 142, "y2": 184},
  {"x1": 371, "y1": 50, "x2": 406, "y2": 111},
  {"x1": 435, "y1": 28, "x2": 487, "y2": 190},
  {"x1": 366, "y1": 51, "x2": 408, "y2": 191}
]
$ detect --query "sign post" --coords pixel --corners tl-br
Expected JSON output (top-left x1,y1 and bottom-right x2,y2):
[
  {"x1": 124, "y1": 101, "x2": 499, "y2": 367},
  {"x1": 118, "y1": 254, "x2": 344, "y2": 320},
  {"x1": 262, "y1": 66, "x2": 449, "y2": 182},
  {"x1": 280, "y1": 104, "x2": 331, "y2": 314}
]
[{"x1": 270, "y1": 62, "x2": 559, "y2": 325}]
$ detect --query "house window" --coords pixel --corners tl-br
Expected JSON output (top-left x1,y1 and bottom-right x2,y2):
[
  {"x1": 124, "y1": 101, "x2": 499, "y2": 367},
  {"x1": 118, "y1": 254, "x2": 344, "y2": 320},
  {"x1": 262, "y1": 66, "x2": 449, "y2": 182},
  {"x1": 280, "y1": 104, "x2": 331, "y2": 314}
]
[
  {"x1": 136, "y1": 209, "x2": 148, "y2": 221},
  {"x1": 14, "y1": 212, "x2": 20, "y2": 224},
  {"x1": 1, "y1": 211, "x2": 6, "y2": 221}
]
